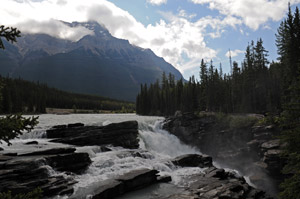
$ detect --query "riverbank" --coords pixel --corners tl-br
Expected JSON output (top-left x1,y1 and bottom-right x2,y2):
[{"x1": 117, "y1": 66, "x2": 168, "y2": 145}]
[{"x1": 163, "y1": 112, "x2": 285, "y2": 198}]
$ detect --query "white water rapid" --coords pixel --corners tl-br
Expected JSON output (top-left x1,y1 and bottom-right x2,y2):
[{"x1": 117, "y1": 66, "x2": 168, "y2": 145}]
[{"x1": 0, "y1": 114, "x2": 206, "y2": 199}]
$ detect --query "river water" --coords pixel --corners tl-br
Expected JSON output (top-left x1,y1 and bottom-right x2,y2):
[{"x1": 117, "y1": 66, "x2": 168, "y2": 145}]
[{"x1": 0, "y1": 114, "x2": 207, "y2": 198}]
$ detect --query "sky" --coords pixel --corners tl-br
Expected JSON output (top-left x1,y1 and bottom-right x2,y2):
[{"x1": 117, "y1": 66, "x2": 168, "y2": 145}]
[{"x1": 1, "y1": 0, "x2": 300, "y2": 80}]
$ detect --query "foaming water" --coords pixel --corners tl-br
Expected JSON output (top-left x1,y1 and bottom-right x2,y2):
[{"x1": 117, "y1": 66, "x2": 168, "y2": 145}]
[
  {"x1": 71, "y1": 118, "x2": 204, "y2": 198},
  {"x1": 0, "y1": 114, "x2": 205, "y2": 199},
  {"x1": 139, "y1": 120, "x2": 200, "y2": 158}
]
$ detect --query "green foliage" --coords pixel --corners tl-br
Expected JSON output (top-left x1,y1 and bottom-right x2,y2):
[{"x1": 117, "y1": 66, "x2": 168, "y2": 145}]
[
  {"x1": 136, "y1": 38, "x2": 281, "y2": 116},
  {"x1": 0, "y1": 114, "x2": 38, "y2": 145},
  {"x1": 279, "y1": 153, "x2": 300, "y2": 199},
  {"x1": 0, "y1": 187, "x2": 43, "y2": 199},
  {"x1": 0, "y1": 25, "x2": 21, "y2": 49},
  {"x1": 214, "y1": 113, "x2": 258, "y2": 130},
  {"x1": 256, "y1": 113, "x2": 280, "y2": 126},
  {"x1": 276, "y1": 5, "x2": 300, "y2": 199}
]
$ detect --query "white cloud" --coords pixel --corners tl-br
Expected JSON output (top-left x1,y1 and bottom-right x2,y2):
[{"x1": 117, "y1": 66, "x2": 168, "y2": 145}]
[
  {"x1": 178, "y1": 9, "x2": 197, "y2": 19},
  {"x1": 191, "y1": 0, "x2": 300, "y2": 30},
  {"x1": 147, "y1": 0, "x2": 167, "y2": 6},
  {"x1": 225, "y1": 49, "x2": 244, "y2": 58},
  {"x1": 1, "y1": 0, "x2": 224, "y2": 74},
  {"x1": 5, "y1": 0, "x2": 292, "y2": 75}
]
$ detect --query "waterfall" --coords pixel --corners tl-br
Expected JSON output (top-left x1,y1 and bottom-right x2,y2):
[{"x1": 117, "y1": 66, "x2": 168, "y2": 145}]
[
  {"x1": 71, "y1": 119, "x2": 205, "y2": 198},
  {"x1": 139, "y1": 120, "x2": 200, "y2": 158}
]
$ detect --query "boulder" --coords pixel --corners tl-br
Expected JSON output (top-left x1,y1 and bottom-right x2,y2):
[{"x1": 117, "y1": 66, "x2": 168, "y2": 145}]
[
  {"x1": 263, "y1": 149, "x2": 284, "y2": 176},
  {"x1": 261, "y1": 139, "x2": 281, "y2": 151},
  {"x1": 0, "y1": 157, "x2": 76, "y2": 197},
  {"x1": 172, "y1": 154, "x2": 213, "y2": 168},
  {"x1": 45, "y1": 153, "x2": 91, "y2": 174},
  {"x1": 91, "y1": 169, "x2": 159, "y2": 199},
  {"x1": 0, "y1": 148, "x2": 91, "y2": 197},
  {"x1": 67, "y1": 123, "x2": 84, "y2": 128},
  {"x1": 25, "y1": 141, "x2": 39, "y2": 145},
  {"x1": 157, "y1": 175, "x2": 172, "y2": 183},
  {"x1": 47, "y1": 121, "x2": 139, "y2": 149},
  {"x1": 185, "y1": 166, "x2": 273, "y2": 199}
]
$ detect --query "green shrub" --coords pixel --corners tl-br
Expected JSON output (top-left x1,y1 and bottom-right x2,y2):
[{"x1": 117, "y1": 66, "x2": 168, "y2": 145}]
[{"x1": 0, "y1": 188, "x2": 43, "y2": 199}]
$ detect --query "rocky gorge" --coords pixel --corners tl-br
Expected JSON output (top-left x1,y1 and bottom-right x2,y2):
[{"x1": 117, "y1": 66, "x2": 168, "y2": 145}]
[
  {"x1": 0, "y1": 114, "x2": 276, "y2": 198},
  {"x1": 163, "y1": 112, "x2": 286, "y2": 197}
]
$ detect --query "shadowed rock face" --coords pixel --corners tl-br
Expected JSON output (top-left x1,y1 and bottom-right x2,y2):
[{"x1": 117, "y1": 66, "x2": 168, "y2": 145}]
[
  {"x1": 163, "y1": 113, "x2": 283, "y2": 197},
  {"x1": 0, "y1": 147, "x2": 91, "y2": 197},
  {"x1": 169, "y1": 154, "x2": 273, "y2": 199},
  {"x1": 172, "y1": 154, "x2": 213, "y2": 168},
  {"x1": 91, "y1": 169, "x2": 159, "y2": 199},
  {"x1": 47, "y1": 121, "x2": 139, "y2": 149}
]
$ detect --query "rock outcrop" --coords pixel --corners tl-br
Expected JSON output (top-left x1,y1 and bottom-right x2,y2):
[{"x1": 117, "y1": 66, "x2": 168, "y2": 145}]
[
  {"x1": 172, "y1": 154, "x2": 213, "y2": 168},
  {"x1": 80, "y1": 169, "x2": 160, "y2": 199},
  {"x1": 47, "y1": 121, "x2": 139, "y2": 149},
  {"x1": 163, "y1": 154, "x2": 273, "y2": 199},
  {"x1": 0, "y1": 147, "x2": 91, "y2": 197},
  {"x1": 163, "y1": 112, "x2": 283, "y2": 197}
]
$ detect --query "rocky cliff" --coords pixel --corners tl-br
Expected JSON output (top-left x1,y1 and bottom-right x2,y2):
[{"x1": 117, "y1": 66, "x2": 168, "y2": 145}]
[{"x1": 163, "y1": 112, "x2": 285, "y2": 197}]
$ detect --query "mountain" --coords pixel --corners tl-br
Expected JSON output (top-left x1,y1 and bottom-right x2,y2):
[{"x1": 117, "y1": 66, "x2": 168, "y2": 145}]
[{"x1": 0, "y1": 21, "x2": 183, "y2": 101}]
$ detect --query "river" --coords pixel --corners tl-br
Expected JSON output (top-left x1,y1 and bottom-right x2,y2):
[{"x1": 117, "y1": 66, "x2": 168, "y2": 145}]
[{"x1": 0, "y1": 114, "x2": 209, "y2": 198}]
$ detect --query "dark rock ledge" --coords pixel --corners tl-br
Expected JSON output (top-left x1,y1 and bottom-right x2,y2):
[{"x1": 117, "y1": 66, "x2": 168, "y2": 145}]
[
  {"x1": 0, "y1": 147, "x2": 91, "y2": 197},
  {"x1": 166, "y1": 154, "x2": 273, "y2": 199},
  {"x1": 47, "y1": 120, "x2": 139, "y2": 149},
  {"x1": 89, "y1": 169, "x2": 160, "y2": 199}
]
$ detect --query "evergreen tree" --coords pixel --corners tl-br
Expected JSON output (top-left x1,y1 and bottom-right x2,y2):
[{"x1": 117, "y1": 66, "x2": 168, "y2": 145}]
[
  {"x1": 276, "y1": 6, "x2": 300, "y2": 199},
  {"x1": 0, "y1": 25, "x2": 38, "y2": 145}
]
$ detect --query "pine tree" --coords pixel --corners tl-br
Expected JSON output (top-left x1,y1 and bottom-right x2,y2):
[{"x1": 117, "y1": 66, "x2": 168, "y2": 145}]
[
  {"x1": 0, "y1": 25, "x2": 38, "y2": 145},
  {"x1": 276, "y1": 6, "x2": 300, "y2": 199},
  {"x1": 0, "y1": 25, "x2": 21, "y2": 49}
]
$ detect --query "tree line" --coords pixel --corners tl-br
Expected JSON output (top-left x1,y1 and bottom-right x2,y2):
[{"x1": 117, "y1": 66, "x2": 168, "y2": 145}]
[
  {"x1": 136, "y1": 38, "x2": 281, "y2": 116},
  {"x1": 136, "y1": 6, "x2": 300, "y2": 198},
  {"x1": 0, "y1": 77, "x2": 135, "y2": 113}
]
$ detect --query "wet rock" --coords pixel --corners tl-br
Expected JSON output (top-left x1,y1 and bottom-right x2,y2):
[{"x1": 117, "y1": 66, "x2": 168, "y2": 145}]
[
  {"x1": 52, "y1": 124, "x2": 67, "y2": 129},
  {"x1": 19, "y1": 147, "x2": 76, "y2": 156},
  {"x1": 163, "y1": 113, "x2": 282, "y2": 196},
  {"x1": 91, "y1": 169, "x2": 159, "y2": 199},
  {"x1": 0, "y1": 157, "x2": 76, "y2": 197},
  {"x1": 3, "y1": 153, "x2": 18, "y2": 156},
  {"x1": 0, "y1": 148, "x2": 91, "y2": 197},
  {"x1": 67, "y1": 123, "x2": 84, "y2": 128},
  {"x1": 25, "y1": 141, "x2": 39, "y2": 145},
  {"x1": 185, "y1": 166, "x2": 273, "y2": 199},
  {"x1": 91, "y1": 179, "x2": 123, "y2": 199},
  {"x1": 0, "y1": 154, "x2": 13, "y2": 162},
  {"x1": 100, "y1": 146, "x2": 112, "y2": 152},
  {"x1": 157, "y1": 175, "x2": 172, "y2": 183},
  {"x1": 47, "y1": 121, "x2": 139, "y2": 149},
  {"x1": 205, "y1": 168, "x2": 227, "y2": 179},
  {"x1": 263, "y1": 149, "x2": 284, "y2": 176},
  {"x1": 45, "y1": 153, "x2": 91, "y2": 174},
  {"x1": 261, "y1": 139, "x2": 281, "y2": 151},
  {"x1": 172, "y1": 154, "x2": 213, "y2": 168}
]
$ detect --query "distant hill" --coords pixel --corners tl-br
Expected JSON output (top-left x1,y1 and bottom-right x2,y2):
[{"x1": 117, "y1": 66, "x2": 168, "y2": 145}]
[{"x1": 0, "y1": 21, "x2": 183, "y2": 101}]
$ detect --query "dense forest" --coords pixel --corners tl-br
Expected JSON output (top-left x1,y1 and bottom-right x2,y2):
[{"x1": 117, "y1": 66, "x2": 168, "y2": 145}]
[
  {"x1": 136, "y1": 5, "x2": 300, "y2": 199},
  {"x1": 136, "y1": 38, "x2": 280, "y2": 116},
  {"x1": 0, "y1": 77, "x2": 135, "y2": 113}
]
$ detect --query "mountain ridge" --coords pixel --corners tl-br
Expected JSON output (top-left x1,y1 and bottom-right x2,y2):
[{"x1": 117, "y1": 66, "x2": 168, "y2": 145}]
[{"x1": 0, "y1": 21, "x2": 183, "y2": 101}]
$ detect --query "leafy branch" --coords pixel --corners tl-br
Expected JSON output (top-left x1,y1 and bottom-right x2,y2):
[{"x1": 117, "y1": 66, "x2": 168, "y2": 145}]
[
  {"x1": 0, "y1": 25, "x2": 21, "y2": 49},
  {"x1": 0, "y1": 114, "x2": 39, "y2": 145}
]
